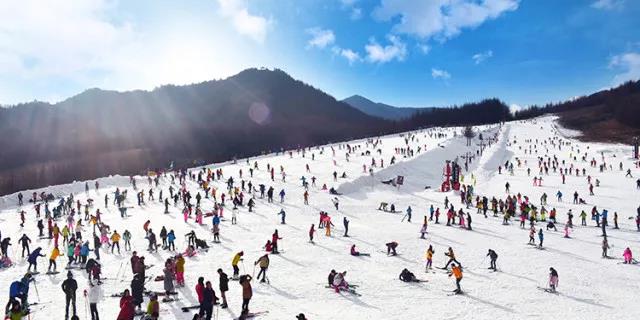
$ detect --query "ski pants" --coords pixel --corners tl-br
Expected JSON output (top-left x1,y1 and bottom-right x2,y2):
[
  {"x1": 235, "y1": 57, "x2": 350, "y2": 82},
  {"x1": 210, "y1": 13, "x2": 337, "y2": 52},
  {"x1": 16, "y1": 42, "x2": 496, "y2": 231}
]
[
  {"x1": 257, "y1": 267, "x2": 267, "y2": 281},
  {"x1": 242, "y1": 298, "x2": 250, "y2": 312},
  {"x1": 444, "y1": 258, "x2": 461, "y2": 268},
  {"x1": 490, "y1": 259, "x2": 497, "y2": 270},
  {"x1": 90, "y1": 303, "x2": 99, "y2": 320},
  {"x1": 65, "y1": 294, "x2": 76, "y2": 318}
]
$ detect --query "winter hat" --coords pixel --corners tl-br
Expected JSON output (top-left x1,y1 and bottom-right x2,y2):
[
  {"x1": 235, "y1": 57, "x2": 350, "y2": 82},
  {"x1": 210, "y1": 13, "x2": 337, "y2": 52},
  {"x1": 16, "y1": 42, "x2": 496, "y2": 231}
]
[
  {"x1": 67, "y1": 271, "x2": 73, "y2": 278},
  {"x1": 296, "y1": 314, "x2": 307, "y2": 320}
]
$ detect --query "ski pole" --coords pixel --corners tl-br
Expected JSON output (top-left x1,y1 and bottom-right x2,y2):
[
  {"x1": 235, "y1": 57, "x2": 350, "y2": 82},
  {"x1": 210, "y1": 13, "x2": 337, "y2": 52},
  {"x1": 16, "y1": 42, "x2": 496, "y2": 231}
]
[
  {"x1": 33, "y1": 281, "x2": 41, "y2": 302},
  {"x1": 84, "y1": 295, "x2": 88, "y2": 320},
  {"x1": 241, "y1": 260, "x2": 246, "y2": 275}
]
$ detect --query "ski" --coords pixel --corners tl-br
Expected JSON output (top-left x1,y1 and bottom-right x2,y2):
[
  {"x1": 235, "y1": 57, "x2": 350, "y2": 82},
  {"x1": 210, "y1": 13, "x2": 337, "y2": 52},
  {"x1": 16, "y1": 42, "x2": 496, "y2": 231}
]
[
  {"x1": 235, "y1": 310, "x2": 269, "y2": 320},
  {"x1": 181, "y1": 305, "x2": 200, "y2": 312}
]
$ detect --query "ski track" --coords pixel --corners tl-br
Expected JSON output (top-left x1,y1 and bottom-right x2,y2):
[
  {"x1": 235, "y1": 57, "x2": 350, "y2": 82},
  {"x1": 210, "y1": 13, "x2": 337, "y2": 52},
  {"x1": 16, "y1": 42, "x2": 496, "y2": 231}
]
[{"x1": 0, "y1": 116, "x2": 639, "y2": 319}]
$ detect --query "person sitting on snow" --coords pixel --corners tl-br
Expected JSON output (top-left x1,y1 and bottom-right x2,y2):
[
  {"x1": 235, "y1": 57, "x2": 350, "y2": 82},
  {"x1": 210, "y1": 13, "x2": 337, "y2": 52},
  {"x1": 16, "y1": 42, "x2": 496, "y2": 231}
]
[{"x1": 399, "y1": 269, "x2": 418, "y2": 282}]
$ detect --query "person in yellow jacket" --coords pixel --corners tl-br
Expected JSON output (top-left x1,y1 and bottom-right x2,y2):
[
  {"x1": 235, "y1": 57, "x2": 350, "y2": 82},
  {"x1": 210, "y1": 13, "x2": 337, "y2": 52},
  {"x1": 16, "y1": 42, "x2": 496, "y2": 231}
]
[
  {"x1": 48, "y1": 246, "x2": 60, "y2": 273},
  {"x1": 449, "y1": 263, "x2": 463, "y2": 294},
  {"x1": 110, "y1": 230, "x2": 121, "y2": 254},
  {"x1": 232, "y1": 251, "x2": 244, "y2": 279},
  {"x1": 425, "y1": 245, "x2": 434, "y2": 270},
  {"x1": 175, "y1": 254, "x2": 185, "y2": 286},
  {"x1": 62, "y1": 225, "x2": 70, "y2": 245}
]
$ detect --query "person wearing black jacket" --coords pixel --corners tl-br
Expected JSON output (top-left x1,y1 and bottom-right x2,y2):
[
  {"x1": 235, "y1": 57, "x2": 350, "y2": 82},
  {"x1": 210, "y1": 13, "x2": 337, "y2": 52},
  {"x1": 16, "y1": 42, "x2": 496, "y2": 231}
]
[
  {"x1": 217, "y1": 269, "x2": 229, "y2": 309},
  {"x1": 487, "y1": 249, "x2": 498, "y2": 271},
  {"x1": 200, "y1": 281, "x2": 218, "y2": 320},
  {"x1": 62, "y1": 271, "x2": 78, "y2": 319},
  {"x1": 131, "y1": 274, "x2": 145, "y2": 309},
  {"x1": 19, "y1": 234, "x2": 31, "y2": 258},
  {"x1": 93, "y1": 233, "x2": 101, "y2": 260}
]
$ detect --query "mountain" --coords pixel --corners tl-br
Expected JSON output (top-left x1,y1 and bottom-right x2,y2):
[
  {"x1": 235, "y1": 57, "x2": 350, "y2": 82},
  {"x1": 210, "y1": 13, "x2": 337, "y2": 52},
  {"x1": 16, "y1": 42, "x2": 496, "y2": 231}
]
[
  {"x1": 513, "y1": 80, "x2": 640, "y2": 143},
  {"x1": 0, "y1": 68, "x2": 395, "y2": 195},
  {"x1": 342, "y1": 95, "x2": 430, "y2": 120}
]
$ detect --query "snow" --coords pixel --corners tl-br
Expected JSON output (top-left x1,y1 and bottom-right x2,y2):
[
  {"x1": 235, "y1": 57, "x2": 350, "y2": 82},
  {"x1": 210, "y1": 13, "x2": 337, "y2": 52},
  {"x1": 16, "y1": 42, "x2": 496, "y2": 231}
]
[{"x1": 1, "y1": 115, "x2": 639, "y2": 320}]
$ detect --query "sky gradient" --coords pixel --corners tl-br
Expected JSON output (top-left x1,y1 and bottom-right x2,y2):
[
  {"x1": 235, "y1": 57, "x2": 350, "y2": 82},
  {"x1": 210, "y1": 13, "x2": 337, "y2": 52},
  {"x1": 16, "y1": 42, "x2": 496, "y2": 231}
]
[{"x1": 1, "y1": 0, "x2": 639, "y2": 110}]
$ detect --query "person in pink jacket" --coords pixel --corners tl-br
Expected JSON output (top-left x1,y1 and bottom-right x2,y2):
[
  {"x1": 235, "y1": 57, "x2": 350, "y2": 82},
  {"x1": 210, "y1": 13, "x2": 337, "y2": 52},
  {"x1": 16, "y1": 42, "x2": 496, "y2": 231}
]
[{"x1": 623, "y1": 247, "x2": 633, "y2": 264}]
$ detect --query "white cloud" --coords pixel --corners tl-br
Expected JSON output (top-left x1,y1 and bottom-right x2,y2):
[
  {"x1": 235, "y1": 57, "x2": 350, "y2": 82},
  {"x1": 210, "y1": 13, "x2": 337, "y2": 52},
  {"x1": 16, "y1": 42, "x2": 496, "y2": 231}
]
[
  {"x1": 418, "y1": 43, "x2": 431, "y2": 55},
  {"x1": 306, "y1": 28, "x2": 336, "y2": 49},
  {"x1": 609, "y1": 52, "x2": 640, "y2": 85},
  {"x1": 331, "y1": 47, "x2": 361, "y2": 65},
  {"x1": 217, "y1": 0, "x2": 270, "y2": 43},
  {"x1": 431, "y1": 68, "x2": 451, "y2": 80},
  {"x1": 591, "y1": 0, "x2": 625, "y2": 10},
  {"x1": 365, "y1": 35, "x2": 407, "y2": 63},
  {"x1": 0, "y1": 0, "x2": 135, "y2": 80},
  {"x1": 0, "y1": 0, "x2": 275, "y2": 104},
  {"x1": 472, "y1": 50, "x2": 493, "y2": 64},
  {"x1": 373, "y1": 0, "x2": 519, "y2": 41}
]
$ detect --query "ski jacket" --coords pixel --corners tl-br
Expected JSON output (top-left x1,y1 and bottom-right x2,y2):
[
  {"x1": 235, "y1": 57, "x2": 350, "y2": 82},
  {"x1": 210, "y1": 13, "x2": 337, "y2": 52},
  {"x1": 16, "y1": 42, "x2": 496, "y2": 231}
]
[
  {"x1": 117, "y1": 295, "x2": 135, "y2": 320},
  {"x1": 61, "y1": 278, "x2": 78, "y2": 295},
  {"x1": 87, "y1": 285, "x2": 103, "y2": 304},
  {"x1": 195, "y1": 283, "x2": 204, "y2": 303},
  {"x1": 451, "y1": 266, "x2": 463, "y2": 280},
  {"x1": 232, "y1": 253, "x2": 243, "y2": 266}
]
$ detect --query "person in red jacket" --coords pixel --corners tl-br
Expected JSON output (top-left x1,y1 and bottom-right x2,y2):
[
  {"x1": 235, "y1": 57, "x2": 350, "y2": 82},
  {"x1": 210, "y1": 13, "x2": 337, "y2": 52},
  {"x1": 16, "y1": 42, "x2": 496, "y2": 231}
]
[
  {"x1": 308, "y1": 224, "x2": 315, "y2": 243},
  {"x1": 117, "y1": 289, "x2": 135, "y2": 320},
  {"x1": 195, "y1": 277, "x2": 205, "y2": 304},
  {"x1": 271, "y1": 230, "x2": 282, "y2": 254}
]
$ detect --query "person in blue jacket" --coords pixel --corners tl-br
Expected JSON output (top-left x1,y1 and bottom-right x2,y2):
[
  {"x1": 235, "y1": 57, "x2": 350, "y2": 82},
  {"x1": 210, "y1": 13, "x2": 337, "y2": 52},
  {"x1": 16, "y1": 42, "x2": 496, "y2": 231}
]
[
  {"x1": 538, "y1": 229, "x2": 544, "y2": 248},
  {"x1": 27, "y1": 247, "x2": 45, "y2": 272},
  {"x1": 5, "y1": 273, "x2": 33, "y2": 313},
  {"x1": 80, "y1": 242, "x2": 90, "y2": 265},
  {"x1": 167, "y1": 230, "x2": 176, "y2": 251}
]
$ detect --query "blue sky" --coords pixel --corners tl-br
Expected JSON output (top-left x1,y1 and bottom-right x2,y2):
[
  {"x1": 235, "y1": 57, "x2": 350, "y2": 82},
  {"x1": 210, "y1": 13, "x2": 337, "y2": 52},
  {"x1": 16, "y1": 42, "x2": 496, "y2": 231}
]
[{"x1": 0, "y1": 0, "x2": 639, "y2": 109}]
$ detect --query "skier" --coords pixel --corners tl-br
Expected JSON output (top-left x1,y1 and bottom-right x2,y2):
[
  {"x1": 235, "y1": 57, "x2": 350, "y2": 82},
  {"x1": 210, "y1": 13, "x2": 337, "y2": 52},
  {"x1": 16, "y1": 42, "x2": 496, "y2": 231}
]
[
  {"x1": 48, "y1": 245, "x2": 60, "y2": 273},
  {"x1": 602, "y1": 237, "x2": 610, "y2": 258},
  {"x1": 84, "y1": 279, "x2": 103, "y2": 320},
  {"x1": 538, "y1": 228, "x2": 544, "y2": 248},
  {"x1": 27, "y1": 247, "x2": 44, "y2": 272},
  {"x1": 399, "y1": 269, "x2": 419, "y2": 282},
  {"x1": 403, "y1": 206, "x2": 412, "y2": 222},
  {"x1": 254, "y1": 254, "x2": 269, "y2": 283},
  {"x1": 239, "y1": 275, "x2": 253, "y2": 315},
  {"x1": 443, "y1": 247, "x2": 462, "y2": 269},
  {"x1": 232, "y1": 251, "x2": 243, "y2": 279},
  {"x1": 111, "y1": 230, "x2": 121, "y2": 254},
  {"x1": 200, "y1": 281, "x2": 218, "y2": 320},
  {"x1": 386, "y1": 241, "x2": 398, "y2": 256},
  {"x1": 425, "y1": 245, "x2": 434, "y2": 270},
  {"x1": 308, "y1": 224, "x2": 315, "y2": 243},
  {"x1": 277, "y1": 209, "x2": 286, "y2": 224},
  {"x1": 487, "y1": 249, "x2": 498, "y2": 271},
  {"x1": 62, "y1": 271, "x2": 78, "y2": 319},
  {"x1": 449, "y1": 263, "x2": 463, "y2": 294},
  {"x1": 623, "y1": 247, "x2": 634, "y2": 264},
  {"x1": 19, "y1": 234, "x2": 31, "y2": 258},
  {"x1": 116, "y1": 289, "x2": 135, "y2": 320},
  {"x1": 6, "y1": 274, "x2": 33, "y2": 314},
  {"x1": 217, "y1": 268, "x2": 229, "y2": 308},
  {"x1": 145, "y1": 294, "x2": 159, "y2": 320},
  {"x1": 350, "y1": 244, "x2": 369, "y2": 257},
  {"x1": 343, "y1": 217, "x2": 349, "y2": 237},
  {"x1": 548, "y1": 267, "x2": 559, "y2": 292}
]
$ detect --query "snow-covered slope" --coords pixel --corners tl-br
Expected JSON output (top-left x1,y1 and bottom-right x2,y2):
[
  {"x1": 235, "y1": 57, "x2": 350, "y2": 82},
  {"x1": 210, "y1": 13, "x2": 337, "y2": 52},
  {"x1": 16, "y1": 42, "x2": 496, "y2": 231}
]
[{"x1": 1, "y1": 116, "x2": 639, "y2": 320}]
